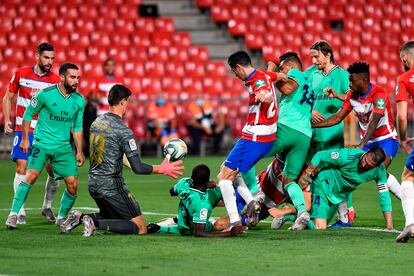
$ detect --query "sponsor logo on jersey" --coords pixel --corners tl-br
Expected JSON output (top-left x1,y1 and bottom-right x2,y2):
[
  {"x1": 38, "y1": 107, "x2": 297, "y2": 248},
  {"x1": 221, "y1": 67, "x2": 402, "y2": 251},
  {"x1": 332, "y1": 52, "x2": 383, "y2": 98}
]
[
  {"x1": 331, "y1": 151, "x2": 339, "y2": 159},
  {"x1": 376, "y1": 98, "x2": 385, "y2": 109},
  {"x1": 255, "y1": 79, "x2": 266, "y2": 89},
  {"x1": 129, "y1": 139, "x2": 137, "y2": 151},
  {"x1": 200, "y1": 208, "x2": 208, "y2": 220}
]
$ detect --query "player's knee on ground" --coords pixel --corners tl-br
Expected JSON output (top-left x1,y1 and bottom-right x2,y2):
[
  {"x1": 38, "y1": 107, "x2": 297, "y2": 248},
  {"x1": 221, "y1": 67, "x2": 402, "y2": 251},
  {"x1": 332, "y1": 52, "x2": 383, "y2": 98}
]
[
  {"x1": 64, "y1": 176, "x2": 78, "y2": 195},
  {"x1": 25, "y1": 169, "x2": 40, "y2": 184},
  {"x1": 314, "y1": 218, "x2": 327, "y2": 230}
]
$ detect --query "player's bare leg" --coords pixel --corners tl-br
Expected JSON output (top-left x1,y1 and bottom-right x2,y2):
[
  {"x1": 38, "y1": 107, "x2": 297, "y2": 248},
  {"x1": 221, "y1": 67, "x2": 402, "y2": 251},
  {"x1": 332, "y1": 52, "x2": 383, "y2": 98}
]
[
  {"x1": 6, "y1": 169, "x2": 40, "y2": 229},
  {"x1": 42, "y1": 163, "x2": 60, "y2": 223},
  {"x1": 397, "y1": 168, "x2": 414, "y2": 242}
]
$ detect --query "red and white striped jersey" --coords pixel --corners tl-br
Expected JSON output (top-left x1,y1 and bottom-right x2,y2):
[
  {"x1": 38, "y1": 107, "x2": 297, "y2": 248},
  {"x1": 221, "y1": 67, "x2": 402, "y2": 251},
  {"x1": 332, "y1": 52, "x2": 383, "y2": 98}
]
[
  {"x1": 396, "y1": 67, "x2": 414, "y2": 104},
  {"x1": 242, "y1": 69, "x2": 278, "y2": 142},
  {"x1": 93, "y1": 75, "x2": 123, "y2": 116},
  {"x1": 8, "y1": 66, "x2": 60, "y2": 132},
  {"x1": 342, "y1": 83, "x2": 398, "y2": 143}
]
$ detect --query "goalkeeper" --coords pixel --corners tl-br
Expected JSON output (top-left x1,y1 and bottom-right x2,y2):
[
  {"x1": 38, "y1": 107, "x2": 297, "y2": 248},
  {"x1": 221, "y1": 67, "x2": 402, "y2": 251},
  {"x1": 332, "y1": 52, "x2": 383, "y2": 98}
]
[
  {"x1": 60, "y1": 84, "x2": 184, "y2": 236},
  {"x1": 299, "y1": 147, "x2": 393, "y2": 230}
]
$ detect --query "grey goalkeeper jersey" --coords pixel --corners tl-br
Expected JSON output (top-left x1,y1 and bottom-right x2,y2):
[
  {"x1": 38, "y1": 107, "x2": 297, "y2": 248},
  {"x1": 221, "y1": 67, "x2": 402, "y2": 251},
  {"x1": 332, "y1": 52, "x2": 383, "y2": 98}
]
[{"x1": 88, "y1": 112, "x2": 139, "y2": 197}]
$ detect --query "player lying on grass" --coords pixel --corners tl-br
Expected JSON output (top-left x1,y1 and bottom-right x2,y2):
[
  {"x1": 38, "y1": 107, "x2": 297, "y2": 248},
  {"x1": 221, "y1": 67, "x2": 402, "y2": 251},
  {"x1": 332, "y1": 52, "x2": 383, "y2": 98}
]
[
  {"x1": 299, "y1": 147, "x2": 392, "y2": 230},
  {"x1": 213, "y1": 156, "x2": 312, "y2": 231},
  {"x1": 59, "y1": 84, "x2": 184, "y2": 236},
  {"x1": 146, "y1": 164, "x2": 246, "y2": 237}
]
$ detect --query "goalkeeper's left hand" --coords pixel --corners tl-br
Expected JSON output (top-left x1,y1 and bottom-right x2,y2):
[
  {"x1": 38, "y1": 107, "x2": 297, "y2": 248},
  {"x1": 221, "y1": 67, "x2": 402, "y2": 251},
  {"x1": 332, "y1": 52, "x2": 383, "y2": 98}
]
[{"x1": 155, "y1": 157, "x2": 185, "y2": 179}]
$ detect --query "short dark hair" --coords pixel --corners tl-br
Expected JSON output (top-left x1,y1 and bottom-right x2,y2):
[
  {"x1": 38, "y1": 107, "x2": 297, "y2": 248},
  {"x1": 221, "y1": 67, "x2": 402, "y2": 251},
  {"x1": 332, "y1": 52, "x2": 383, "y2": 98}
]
[
  {"x1": 108, "y1": 84, "x2": 132, "y2": 106},
  {"x1": 37, "y1": 42, "x2": 54, "y2": 54},
  {"x1": 367, "y1": 147, "x2": 386, "y2": 165},
  {"x1": 104, "y1": 57, "x2": 116, "y2": 65},
  {"x1": 347, "y1": 61, "x2": 370, "y2": 76},
  {"x1": 228, "y1": 51, "x2": 252, "y2": 68},
  {"x1": 59, "y1": 62, "x2": 79, "y2": 76},
  {"x1": 279, "y1": 51, "x2": 302, "y2": 69},
  {"x1": 310, "y1": 40, "x2": 335, "y2": 63},
  {"x1": 191, "y1": 164, "x2": 210, "y2": 186},
  {"x1": 400, "y1": 41, "x2": 414, "y2": 53}
]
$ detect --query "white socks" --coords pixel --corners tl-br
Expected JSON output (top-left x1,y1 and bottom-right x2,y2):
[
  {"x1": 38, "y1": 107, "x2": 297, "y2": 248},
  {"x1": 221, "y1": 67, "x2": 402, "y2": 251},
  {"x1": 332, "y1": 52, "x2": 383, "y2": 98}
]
[
  {"x1": 386, "y1": 174, "x2": 402, "y2": 199},
  {"x1": 43, "y1": 176, "x2": 60, "y2": 209},
  {"x1": 401, "y1": 181, "x2": 414, "y2": 226},
  {"x1": 235, "y1": 174, "x2": 254, "y2": 205},
  {"x1": 13, "y1": 173, "x2": 26, "y2": 216},
  {"x1": 337, "y1": 198, "x2": 349, "y2": 223},
  {"x1": 219, "y1": 179, "x2": 240, "y2": 224}
]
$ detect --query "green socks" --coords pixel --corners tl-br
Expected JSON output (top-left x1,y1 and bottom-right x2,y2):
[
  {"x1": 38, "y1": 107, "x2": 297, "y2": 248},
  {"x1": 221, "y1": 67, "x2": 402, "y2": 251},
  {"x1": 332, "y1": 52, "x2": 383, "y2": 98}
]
[
  {"x1": 11, "y1": 181, "x2": 32, "y2": 214},
  {"x1": 285, "y1": 182, "x2": 307, "y2": 215},
  {"x1": 347, "y1": 193, "x2": 353, "y2": 208},
  {"x1": 307, "y1": 220, "x2": 317, "y2": 230},
  {"x1": 242, "y1": 167, "x2": 258, "y2": 193},
  {"x1": 58, "y1": 189, "x2": 77, "y2": 218},
  {"x1": 283, "y1": 215, "x2": 296, "y2": 222},
  {"x1": 160, "y1": 225, "x2": 180, "y2": 234}
]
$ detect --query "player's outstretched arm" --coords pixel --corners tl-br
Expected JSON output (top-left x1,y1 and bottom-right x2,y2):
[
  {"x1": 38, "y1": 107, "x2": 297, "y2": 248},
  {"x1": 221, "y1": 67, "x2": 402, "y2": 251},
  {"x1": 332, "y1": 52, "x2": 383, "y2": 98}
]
[
  {"x1": 193, "y1": 223, "x2": 244, "y2": 237},
  {"x1": 312, "y1": 108, "x2": 350, "y2": 128},
  {"x1": 324, "y1": 87, "x2": 346, "y2": 101},
  {"x1": 358, "y1": 112, "x2": 383, "y2": 148}
]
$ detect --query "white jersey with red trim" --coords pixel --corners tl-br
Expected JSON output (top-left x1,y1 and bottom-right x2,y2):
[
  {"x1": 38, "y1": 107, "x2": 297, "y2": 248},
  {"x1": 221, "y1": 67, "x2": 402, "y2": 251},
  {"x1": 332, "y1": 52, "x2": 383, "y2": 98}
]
[
  {"x1": 7, "y1": 66, "x2": 60, "y2": 132},
  {"x1": 241, "y1": 69, "x2": 278, "y2": 142},
  {"x1": 342, "y1": 83, "x2": 398, "y2": 143}
]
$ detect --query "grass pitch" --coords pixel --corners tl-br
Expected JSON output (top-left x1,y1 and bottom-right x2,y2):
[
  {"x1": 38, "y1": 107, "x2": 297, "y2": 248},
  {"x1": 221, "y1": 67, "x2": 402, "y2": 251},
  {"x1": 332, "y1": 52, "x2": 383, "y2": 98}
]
[{"x1": 0, "y1": 154, "x2": 412, "y2": 275}]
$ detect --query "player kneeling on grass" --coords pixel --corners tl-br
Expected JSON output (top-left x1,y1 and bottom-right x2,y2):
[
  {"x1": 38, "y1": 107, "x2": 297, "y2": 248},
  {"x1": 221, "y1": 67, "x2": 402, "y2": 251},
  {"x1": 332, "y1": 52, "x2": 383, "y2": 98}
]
[
  {"x1": 214, "y1": 156, "x2": 312, "y2": 231},
  {"x1": 147, "y1": 164, "x2": 246, "y2": 237},
  {"x1": 59, "y1": 84, "x2": 184, "y2": 236},
  {"x1": 299, "y1": 147, "x2": 392, "y2": 230}
]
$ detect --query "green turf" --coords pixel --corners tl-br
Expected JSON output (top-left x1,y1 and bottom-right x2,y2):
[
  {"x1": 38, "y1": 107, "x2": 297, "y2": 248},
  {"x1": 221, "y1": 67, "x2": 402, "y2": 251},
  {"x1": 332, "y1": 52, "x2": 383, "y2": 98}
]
[{"x1": 0, "y1": 154, "x2": 412, "y2": 275}]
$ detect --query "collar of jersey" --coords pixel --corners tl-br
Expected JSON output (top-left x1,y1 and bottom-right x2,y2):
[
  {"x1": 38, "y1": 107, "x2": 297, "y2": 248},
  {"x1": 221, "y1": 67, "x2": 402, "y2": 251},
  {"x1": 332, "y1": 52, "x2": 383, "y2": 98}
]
[
  {"x1": 57, "y1": 84, "x2": 72, "y2": 99},
  {"x1": 245, "y1": 69, "x2": 257, "y2": 82},
  {"x1": 322, "y1": 65, "x2": 338, "y2": 76},
  {"x1": 31, "y1": 66, "x2": 49, "y2": 78},
  {"x1": 359, "y1": 83, "x2": 373, "y2": 99},
  {"x1": 189, "y1": 187, "x2": 206, "y2": 194}
]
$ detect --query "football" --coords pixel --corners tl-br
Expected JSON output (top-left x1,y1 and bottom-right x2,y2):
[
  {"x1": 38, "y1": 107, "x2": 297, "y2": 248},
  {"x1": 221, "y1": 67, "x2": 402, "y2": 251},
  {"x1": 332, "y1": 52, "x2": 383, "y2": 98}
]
[{"x1": 163, "y1": 138, "x2": 188, "y2": 161}]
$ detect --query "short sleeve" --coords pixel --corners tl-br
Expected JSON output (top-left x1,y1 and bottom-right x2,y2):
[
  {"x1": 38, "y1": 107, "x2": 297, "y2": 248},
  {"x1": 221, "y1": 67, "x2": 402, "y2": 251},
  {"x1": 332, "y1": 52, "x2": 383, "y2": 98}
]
[
  {"x1": 193, "y1": 203, "x2": 212, "y2": 224},
  {"x1": 72, "y1": 95, "x2": 85, "y2": 132},
  {"x1": 372, "y1": 89, "x2": 388, "y2": 115},
  {"x1": 341, "y1": 91, "x2": 353, "y2": 111},
  {"x1": 287, "y1": 68, "x2": 304, "y2": 85},
  {"x1": 396, "y1": 77, "x2": 409, "y2": 102},
  {"x1": 174, "y1": 178, "x2": 191, "y2": 194},
  {"x1": 339, "y1": 70, "x2": 350, "y2": 94},
  {"x1": 121, "y1": 128, "x2": 139, "y2": 158},
  {"x1": 7, "y1": 70, "x2": 21, "y2": 94}
]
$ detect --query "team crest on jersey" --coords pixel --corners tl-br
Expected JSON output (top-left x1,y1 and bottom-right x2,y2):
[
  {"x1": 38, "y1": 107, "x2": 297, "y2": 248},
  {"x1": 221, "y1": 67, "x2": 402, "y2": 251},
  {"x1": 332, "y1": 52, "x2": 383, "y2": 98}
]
[
  {"x1": 129, "y1": 139, "x2": 137, "y2": 151},
  {"x1": 255, "y1": 79, "x2": 266, "y2": 89},
  {"x1": 199, "y1": 208, "x2": 208, "y2": 220},
  {"x1": 376, "y1": 98, "x2": 385, "y2": 109},
  {"x1": 31, "y1": 97, "x2": 38, "y2": 108},
  {"x1": 331, "y1": 151, "x2": 339, "y2": 159}
]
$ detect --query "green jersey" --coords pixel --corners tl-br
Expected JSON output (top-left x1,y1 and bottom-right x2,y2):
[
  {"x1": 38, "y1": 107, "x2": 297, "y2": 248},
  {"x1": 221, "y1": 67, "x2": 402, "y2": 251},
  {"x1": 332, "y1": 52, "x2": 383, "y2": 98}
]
[
  {"x1": 278, "y1": 68, "x2": 313, "y2": 138},
  {"x1": 309, "y1": 66, "x2": 349, "y2": 142},
  {"x1": 311, "y1": 148, "x2": 390, "y2": 210},
  {"x1": 304, "y1": 64, "x2": 318, "y2": 77},
  {"x1": 23, "y1": 84, "x2": 84, "y2": 150},
  {"x1": 174, "y1": 178, "x2": 213, "y2": 233}
]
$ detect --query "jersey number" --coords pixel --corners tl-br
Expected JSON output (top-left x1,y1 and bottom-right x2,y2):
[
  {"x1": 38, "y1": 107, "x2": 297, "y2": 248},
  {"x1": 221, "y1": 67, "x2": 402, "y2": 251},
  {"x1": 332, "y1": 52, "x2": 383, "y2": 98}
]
[
  {"x1": 90, "y1": 133, "x2": 105, "y2": 164},
  {"x1": 299, "y1": 84, "x2": 315, "y2": 107},
  {"x1": 267, "y1": 101, "x2": 276, "y2": 119}
]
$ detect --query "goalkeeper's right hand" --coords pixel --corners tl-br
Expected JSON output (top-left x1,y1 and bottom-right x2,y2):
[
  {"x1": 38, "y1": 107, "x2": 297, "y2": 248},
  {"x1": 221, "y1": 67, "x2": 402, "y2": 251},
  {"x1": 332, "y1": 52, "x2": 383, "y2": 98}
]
[{"x1": 155, "y1": 157, "x2": 185, "y2": 179}]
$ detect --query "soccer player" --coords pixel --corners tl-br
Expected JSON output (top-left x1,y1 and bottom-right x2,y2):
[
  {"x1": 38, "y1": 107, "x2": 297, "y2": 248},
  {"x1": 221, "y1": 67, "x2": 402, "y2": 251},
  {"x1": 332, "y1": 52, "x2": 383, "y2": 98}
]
[
  {"x1": 265, "y1": 51, "x2": 314, "y2": 230},
  {"x1": 60, "y1": 84, "x2": 184, "y2": 236},
  {"x1": 92, "y1": 58, "x2": 123, "y2": 116},
  {"x1": 312, "y1": 61, "x2": 398, "y2": 229},
  {"x1": 2, "y1": 42, "x2": 61, "y2": 223},
  {"x1": 147, "y1": 164, "x2": 245, "y2": 237},
  {"x1": 5, "y1": 63, "x2": 85, "y2": 229},
  {"x1": 395, "y1": 41, "x2": 414, "y2": 242},
  {"x1": 299, "y1": 147, "x2": 391, "y2": 230},
  {"x1": 218, "y1": 51, "x2": 284, "y2": 228}
]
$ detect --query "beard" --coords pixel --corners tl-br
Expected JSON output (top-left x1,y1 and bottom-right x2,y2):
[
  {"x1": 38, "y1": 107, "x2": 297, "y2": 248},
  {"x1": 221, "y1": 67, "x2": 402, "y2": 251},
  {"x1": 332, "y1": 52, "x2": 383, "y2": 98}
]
[
  {"x1": 64, "y1": 82, "x2": 77, "y2": 93},
  {"x1": 38, "y1": 63, "x2": 51, "y2": 73}
]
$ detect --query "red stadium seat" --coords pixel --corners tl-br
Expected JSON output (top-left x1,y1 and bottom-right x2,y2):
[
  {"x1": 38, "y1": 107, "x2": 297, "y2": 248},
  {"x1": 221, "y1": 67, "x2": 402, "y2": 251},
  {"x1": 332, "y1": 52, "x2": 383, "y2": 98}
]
[
  {"x1": 144, "y1": 61, "x2": 165, "y2": 78},
  {"x1": 165, "y1": 62, "x2": 185, "y2": 78},
  {"x1": 211, "y1": 4, "x2": 231, "y2": 23},
  {"x1": 196, "y1": 0, "x2": 214, "y2": 9},
  {"x1": 151, "y1": 32, "x2": 172, "y2": 47},
  {"x1": 228, "y1": 19, "x2": 248, "y2": 37},
  {"x1": 168, "y1": 46, "x2": 189, "y2": 63},
  {"x1": 148, "y1": 46, "x2": 169, "y2": 62},
  {"x1": 184, "y1": 61, "x2": 206, "y2": 78},
  {"x1": 182, "y1": 77, "x2": 203, "y2": 95},
  {"x1": 205, "y1": 61, "x2": 227, "y2": 78},
  {"x1": 245, "y1": 32, "x2": 264, "y2": 50},
  {"x1": 187, "y1": 46, "x2": 209, "y2": 62},
  {"x1": 141, "y1": 77, "x2": 162, "y2": 94},
  {"x1": 155, "y1": 18, "x2": 175, "y2": 33},
  {"x1": 170, "y1": 32, "x2": 191, "y2": 47}
]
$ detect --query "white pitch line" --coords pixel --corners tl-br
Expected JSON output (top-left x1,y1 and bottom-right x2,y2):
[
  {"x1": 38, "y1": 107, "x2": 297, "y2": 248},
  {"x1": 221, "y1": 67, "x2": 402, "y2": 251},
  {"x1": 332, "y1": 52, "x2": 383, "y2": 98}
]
[{"x1": 0, "y1": 207, "x2": 401, "y2": 233}]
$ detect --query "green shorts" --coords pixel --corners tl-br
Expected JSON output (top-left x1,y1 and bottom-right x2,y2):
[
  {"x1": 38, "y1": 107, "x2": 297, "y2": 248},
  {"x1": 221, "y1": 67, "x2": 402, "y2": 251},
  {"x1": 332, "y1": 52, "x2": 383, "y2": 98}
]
[
  {"x1": 27, "y1": 143, "x2": 77, "y2": 180},
  {"x1": 267, "y1": 124, "x2": 311, "y2": 179},
  {"x1": 307, "y1": 139, "x2": 344, "y2": 162},
  {"x1": 310, "y1": 180, "x2": 337, "y2": 221}
]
